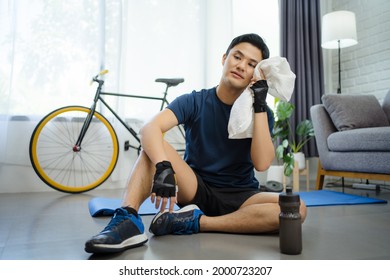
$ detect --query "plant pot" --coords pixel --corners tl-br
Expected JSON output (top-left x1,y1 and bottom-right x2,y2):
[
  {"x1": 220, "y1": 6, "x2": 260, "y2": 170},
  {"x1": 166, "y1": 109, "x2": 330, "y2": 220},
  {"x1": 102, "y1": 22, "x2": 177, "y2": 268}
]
[
  {"x1": 266, "y1": 165, "x2": 284, "y2": 183},
  {"x1": 293, "y1": 152, "x2": 306, "y2": 170}
]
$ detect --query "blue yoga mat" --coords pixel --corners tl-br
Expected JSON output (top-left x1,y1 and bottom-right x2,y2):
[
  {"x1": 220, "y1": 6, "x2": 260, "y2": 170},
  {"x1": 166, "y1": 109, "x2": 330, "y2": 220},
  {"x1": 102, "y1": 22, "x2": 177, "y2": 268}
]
[
  {"x1": 88, "y1": 190, "x2": 387, "y2": 217},
  {"x1": 88, "y1": 197, "x2": 179, "y2": 217},
  {"x1": 299, "y1": 190, "x2": 387, "y2": 207}
]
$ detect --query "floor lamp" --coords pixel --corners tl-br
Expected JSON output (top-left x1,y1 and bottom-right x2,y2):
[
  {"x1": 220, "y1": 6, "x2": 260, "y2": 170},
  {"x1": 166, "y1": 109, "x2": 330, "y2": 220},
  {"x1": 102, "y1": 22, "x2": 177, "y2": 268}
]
[
  {"x1": 321, "y1": 11, "x2": 358, "y2": 190},
  {"x1": 321, "y1": 11, "x2": 358, "y2": 94}
]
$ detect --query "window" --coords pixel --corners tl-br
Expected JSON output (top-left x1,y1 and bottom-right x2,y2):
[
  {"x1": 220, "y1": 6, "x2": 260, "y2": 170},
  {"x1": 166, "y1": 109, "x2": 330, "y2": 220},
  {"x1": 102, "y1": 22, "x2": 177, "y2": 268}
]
[
  {"x1": 0, "y1": 0, "x2": 104, "y2": 116},
  {"x1": 0, "y1": 0, "x2": 280, "y2": 118}
]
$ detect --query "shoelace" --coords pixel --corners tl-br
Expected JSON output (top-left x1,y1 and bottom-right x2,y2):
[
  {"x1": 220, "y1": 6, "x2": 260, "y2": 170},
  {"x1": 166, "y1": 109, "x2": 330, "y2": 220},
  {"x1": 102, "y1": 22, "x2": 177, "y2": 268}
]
[
  {"x1": 171, "y1": 213, "x2": 196, "y2": 233},
  {"x1": 103, "y1": 208, "x2": 129, "y2": 231}
]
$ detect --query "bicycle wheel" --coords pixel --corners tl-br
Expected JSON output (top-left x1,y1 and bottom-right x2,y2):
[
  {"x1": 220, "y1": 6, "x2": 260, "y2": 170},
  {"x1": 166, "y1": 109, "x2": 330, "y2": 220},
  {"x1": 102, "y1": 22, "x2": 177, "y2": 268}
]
[{"x1": 29, "y1": 106, "x2": 119, "y2": 193}]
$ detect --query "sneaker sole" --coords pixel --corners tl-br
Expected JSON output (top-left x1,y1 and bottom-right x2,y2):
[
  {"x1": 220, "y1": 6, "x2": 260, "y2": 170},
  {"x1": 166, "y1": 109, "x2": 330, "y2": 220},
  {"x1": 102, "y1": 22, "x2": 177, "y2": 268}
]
[{"x1": 85, "y1": 233, "x2": 148, "y2": 254}]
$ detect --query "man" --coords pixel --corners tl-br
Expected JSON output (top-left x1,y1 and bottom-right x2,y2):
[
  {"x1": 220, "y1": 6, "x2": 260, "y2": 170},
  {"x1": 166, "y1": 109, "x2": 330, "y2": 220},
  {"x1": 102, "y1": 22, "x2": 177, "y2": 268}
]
[{"x1": 85, "y1": 33, "x2": 307, "y2": 254}]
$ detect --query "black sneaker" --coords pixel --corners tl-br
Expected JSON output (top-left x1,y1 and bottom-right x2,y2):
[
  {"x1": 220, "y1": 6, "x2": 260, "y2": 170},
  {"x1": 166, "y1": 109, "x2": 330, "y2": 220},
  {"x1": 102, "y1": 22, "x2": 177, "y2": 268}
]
[
  {"x1": 149, "y1": 204, "x2": 203, "y2": 236},
  {"x1": 85, "y1": 208, "x2": 148, "y2": 254}
]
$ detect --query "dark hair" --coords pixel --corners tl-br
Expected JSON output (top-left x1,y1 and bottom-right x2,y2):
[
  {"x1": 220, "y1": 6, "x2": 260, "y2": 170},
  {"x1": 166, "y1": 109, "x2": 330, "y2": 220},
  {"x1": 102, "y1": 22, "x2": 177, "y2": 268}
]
[{"x1": 226, "y1": 33, "x2": 270, "y2": 59}]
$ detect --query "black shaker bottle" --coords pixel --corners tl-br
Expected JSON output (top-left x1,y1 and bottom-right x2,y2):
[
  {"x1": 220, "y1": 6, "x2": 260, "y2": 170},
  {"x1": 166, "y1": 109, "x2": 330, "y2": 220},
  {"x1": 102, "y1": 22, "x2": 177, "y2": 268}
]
[{"x1": 279, "y1": 187, "x2": 302, "y2": 255}]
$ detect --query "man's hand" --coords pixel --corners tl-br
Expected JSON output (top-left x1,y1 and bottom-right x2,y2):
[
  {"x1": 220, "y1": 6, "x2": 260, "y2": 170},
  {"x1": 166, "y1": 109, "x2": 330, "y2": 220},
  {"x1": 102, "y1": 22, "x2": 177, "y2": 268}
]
[
  {"x1": 251, "y1": 79, "x2": 268, "y2": 113},
  {"x1": 151, "y1": 160, "x2": 177, "y2": 213}
]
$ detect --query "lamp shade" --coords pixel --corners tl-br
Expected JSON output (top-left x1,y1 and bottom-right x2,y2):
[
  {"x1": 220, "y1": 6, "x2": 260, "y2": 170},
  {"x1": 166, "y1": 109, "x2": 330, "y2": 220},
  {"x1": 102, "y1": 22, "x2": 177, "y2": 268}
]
[{"x1": 322, "y1": 11, "x2": 358, "y2": 49}]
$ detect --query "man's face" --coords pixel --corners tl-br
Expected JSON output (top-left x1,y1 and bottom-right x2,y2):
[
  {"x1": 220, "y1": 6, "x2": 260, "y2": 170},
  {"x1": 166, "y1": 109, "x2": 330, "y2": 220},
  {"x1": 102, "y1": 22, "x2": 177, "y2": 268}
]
[{"x1": 221, "y1": 42, "x2": 263, "y2": 91}]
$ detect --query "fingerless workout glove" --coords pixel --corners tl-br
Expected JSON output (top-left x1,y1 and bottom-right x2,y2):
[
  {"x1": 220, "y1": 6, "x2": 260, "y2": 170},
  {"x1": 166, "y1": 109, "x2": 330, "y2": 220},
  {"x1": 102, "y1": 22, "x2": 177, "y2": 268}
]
[
  {"x1": 251, "y1": 79, "x2": 269, "y2": 113},
  {"x1": 152, "y1": 161, "x2": 177, "y2": 197}
]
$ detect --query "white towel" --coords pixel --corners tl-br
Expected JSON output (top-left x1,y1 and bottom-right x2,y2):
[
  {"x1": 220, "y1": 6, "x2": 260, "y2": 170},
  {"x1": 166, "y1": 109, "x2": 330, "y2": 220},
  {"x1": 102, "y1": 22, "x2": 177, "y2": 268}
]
[{"x1": 228, "y1": 56, "x2": 296, "y2": 139}]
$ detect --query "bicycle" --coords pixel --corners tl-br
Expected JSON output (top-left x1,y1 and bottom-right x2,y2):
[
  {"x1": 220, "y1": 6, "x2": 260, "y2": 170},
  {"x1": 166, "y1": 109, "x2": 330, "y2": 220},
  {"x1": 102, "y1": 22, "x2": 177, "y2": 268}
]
[{"x1": 29, "y1": 70, "x2": 185, "y2": 193}]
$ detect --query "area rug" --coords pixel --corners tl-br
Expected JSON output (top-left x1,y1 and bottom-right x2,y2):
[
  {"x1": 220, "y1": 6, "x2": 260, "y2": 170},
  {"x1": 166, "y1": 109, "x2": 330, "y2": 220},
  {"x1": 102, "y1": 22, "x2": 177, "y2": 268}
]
[{"x1": 88, "y1": 190, "x2": 387, "y2": 217}]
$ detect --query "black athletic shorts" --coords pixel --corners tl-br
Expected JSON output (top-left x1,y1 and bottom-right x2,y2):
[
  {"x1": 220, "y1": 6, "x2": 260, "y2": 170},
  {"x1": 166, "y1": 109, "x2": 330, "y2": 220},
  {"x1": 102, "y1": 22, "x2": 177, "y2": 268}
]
[{"x1": 178, "y1": 172, "x2": 261, "y2": 216}]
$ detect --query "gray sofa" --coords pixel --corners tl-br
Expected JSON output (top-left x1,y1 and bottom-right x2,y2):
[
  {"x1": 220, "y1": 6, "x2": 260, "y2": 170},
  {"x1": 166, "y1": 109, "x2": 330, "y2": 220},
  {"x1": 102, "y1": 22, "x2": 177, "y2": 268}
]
[{"x1": 310, "y1": 91, "x2": 390, "y2": 190}]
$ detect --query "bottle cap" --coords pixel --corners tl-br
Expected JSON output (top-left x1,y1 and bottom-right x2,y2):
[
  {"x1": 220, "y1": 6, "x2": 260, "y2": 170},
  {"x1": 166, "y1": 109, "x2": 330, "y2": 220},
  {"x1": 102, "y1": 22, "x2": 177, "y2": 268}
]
[{"x1": 279, "y1": 187, "x2": 300, "y2": 203}]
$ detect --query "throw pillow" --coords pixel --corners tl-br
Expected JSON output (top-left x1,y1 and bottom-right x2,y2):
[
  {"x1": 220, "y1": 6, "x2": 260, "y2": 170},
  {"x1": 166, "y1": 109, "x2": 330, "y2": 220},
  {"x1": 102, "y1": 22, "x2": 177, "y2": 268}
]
[{"x1": 322, "y1": 94, "x2": 390, "y2": 131}]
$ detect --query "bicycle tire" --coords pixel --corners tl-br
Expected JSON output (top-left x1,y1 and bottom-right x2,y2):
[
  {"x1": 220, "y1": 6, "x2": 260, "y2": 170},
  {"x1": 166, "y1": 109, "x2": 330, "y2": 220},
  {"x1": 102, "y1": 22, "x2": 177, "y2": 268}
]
[{"x1": 29, "y1": 106, "x2": 119, "y2": 193}]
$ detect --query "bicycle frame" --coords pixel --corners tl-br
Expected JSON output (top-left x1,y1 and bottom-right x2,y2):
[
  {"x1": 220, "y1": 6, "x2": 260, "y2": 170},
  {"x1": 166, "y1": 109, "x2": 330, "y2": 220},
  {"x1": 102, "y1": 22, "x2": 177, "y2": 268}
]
[{"x1": 74, "y1": 75, "x2": 177, "y2": 153}]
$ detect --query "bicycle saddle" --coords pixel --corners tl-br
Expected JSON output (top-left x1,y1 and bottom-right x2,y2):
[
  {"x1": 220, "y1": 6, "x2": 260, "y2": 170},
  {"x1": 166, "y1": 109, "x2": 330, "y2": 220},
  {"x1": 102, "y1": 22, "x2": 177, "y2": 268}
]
[{"x1": 155, "y1": 78, "x2": 184, "y2": 87}]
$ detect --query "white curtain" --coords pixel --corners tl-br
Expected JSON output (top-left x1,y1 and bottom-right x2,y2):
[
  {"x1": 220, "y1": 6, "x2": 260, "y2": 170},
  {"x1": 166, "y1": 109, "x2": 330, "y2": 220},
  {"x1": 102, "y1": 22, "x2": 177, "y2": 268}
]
[{"x1": 0, "y1": 0, "x2": 279, "y2": 193}]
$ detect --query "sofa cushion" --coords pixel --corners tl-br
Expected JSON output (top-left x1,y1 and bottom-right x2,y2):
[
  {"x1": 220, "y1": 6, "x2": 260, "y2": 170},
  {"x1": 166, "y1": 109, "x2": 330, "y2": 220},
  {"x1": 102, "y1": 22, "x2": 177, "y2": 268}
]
[
  {"x1": 322, "y1": 94, "x2": 389, "y2": 131},
  {"x1": 327, "y1": 127, "x2": 390, "y2": 152},
  {"x1": 382, "y1": 90, "x2": 390, "y2": 122}
]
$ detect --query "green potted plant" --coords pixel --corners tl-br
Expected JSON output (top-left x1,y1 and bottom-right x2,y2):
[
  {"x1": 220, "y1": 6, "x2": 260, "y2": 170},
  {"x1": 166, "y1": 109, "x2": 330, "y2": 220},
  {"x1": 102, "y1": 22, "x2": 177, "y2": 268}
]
[{"x1": 272, "y1": 100, "x2": 315, "y2": 177}]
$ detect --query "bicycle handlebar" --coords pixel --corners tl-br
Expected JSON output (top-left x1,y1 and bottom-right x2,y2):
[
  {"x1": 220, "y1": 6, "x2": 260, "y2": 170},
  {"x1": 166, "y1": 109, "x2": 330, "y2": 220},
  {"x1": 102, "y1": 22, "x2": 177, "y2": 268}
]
[
  {"x1": 99, "y1": 69, "x2": 109, "y2": 76},
  {"x1": 91, "y1": 69, "x2": 109, "y2": 85}
]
